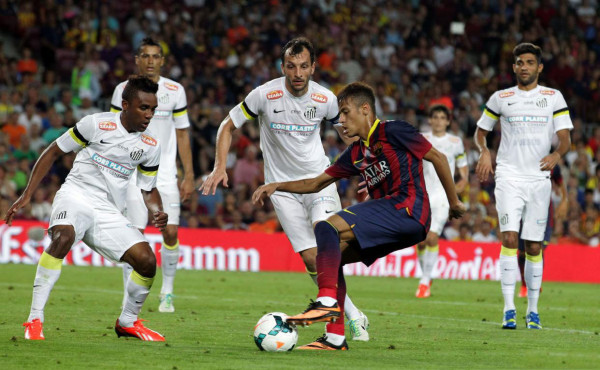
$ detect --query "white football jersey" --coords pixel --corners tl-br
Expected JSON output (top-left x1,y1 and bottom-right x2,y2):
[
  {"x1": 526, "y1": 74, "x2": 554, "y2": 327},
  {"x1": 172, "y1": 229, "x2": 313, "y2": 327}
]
[
  {"x1": 56, "y1": 112, "x2": 161, "y2": 213},
  {"x1": 229, "y1": 77, "x2": 339, "y2": 183},
  {"x1": 477, "y1": 85, "x2": 573, "y2": 180},
  {"x1": 111, "y1": 76, "x2": 189, "y2": 186},
  {"x1": 422, "y1": 132, "x2": 467, "y2": 200}
]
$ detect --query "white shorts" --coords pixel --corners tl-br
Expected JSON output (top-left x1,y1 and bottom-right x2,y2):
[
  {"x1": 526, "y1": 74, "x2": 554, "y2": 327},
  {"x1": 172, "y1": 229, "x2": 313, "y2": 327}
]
[
  {"x1": 270, "y1": 183, "x2": 341, "y2": 253},
  {"x1": 494, "y1": 178, "x2": 551, "y2": 241},
  {"x1": 125, "y1": 181, "x2": 181, "y2": 229},
  {"x1": 49, "y1": 189, "x2": 146, "y2": 263},
  {"x1": 428, "y1": 195, "x2": 449, "y2": 235}
]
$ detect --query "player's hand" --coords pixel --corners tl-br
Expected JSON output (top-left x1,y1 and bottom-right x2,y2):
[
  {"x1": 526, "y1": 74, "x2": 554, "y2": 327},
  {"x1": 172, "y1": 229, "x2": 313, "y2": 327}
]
[
  {"x1": 152, "y1": 211, "x2": 168, "y2": 231},
  {"x1": 180, "y1": 176, "x2": 195, "y2": 203},
  {"x1": 199, "y1": 168, "x2": 228, "y2": 195},
  {"x1": 252, "y1": 183, "x2": 279, "y2": 206},
  {"x1": 556, "y1": 199, "x2": 568, "y2": 220},
  {"x1": 448, "y1": 201, "x2": 467, "y2": 220},
  {"x1": 357, "y1": 181, "x2": 370, "y2": 201},
  {"x1": 4, "y1": 193, "x2": 31, "y2": 226},
  {"x1": 539, "y1": 152, "x2": 560, "y2": 172},
  {"x1": 475, "y1": 149, "x2": 493, "y2": 182}
]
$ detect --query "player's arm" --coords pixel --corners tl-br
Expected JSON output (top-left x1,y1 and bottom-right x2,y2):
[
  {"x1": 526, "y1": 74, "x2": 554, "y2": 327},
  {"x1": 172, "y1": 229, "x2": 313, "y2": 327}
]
[
  {"x1": 175, "y1": 127, "x2": 195, "y2": 202},
  {"x1": 4, "y1": 142, "x2": 66, "y2": 225},
  {"x1": 199, "y1": 115, "x2": 237, "y2": 195},
  {"x1": 252, "y1": 172, "x2": 336, "y2": 206},
  {"x1": 540, "y1": 129, "x2": 571, "y2": 171},
  {"x1": 455, "y1": 164, "x2": 469, "y2": 193},
  {"x1": 474, "y1": 127, "x2": 493, "y2": 182},
  {"x1": 142, "y1": 188, "x2": 168, "y2": 231},
  {"x1": 423, "y1": 146, "x2": 466, "y2": 219}
]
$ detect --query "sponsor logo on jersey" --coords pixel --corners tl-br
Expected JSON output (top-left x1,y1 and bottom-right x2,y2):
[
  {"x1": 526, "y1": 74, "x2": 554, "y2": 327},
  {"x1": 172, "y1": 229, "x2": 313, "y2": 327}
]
[
  {"x1": 269, "y1": 122, "x2": 318, "y2": 132},
  {"x1": 507, "y1": 116, "x2": 548, "y2": 123},
  {"x1": 159, "y1": 94, "x2": 169, "y2": 104},
  {"x1": 55, "y1": 211, "x2": 67, "y2": 220},
  {"x1": 536, "y1": 97, "x2": 548, "y2": 108},
  {"x1": 304, "y1": 106, "x2": 316, "y2": 119},
  {"x1": 164, "y1": 82, "x2": 179, "y2": 91},
  {"x1": 540, "y1": 90, "x2": 555, "y2": 95},
  {"x1": 153, "y1": 110, "x2": 171, "y2": 117},
  {"x1": 99, "y1": 121, "x2": 117, "y2": 131},
  {"x1": 499, "y1": 91, "x2": 515, "y2": 98},
  {"x1": 267, "y1": 90, "x2": 283, "y2": 100},
  {"x1": 362, "y1": 160, "x2": 391, "y2": 187},
  {"x1": 141, "y1": 134, "x2": 157, "y2": 146},
  {"x1": 130, "y1": 147, "x2": 144, "y2": 161},
  {"x1": 311, "y1": 93, "x2": 328, "y2": 103},
  {"x1": 91, "y1": 153, "x2": 134, "y2": 176}
]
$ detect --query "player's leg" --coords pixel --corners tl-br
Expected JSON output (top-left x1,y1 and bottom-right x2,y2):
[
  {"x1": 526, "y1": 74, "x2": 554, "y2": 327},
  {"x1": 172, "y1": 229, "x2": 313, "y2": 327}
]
[
  {"x1": 495, "y1": 179, "x2": 525, "y2": 329},
  {"x1": 289, "y1": 214, "x2": 355, "y2": 325},
  {"x1": 517, "y1": 223, "x2": 528, "y2": 298},
  {"x1": 520, "y1": 179, "x2": 551, "y2": 329},
  {"x1": 24, "y1": 224, "x2": 76, "y2": 340},
  {"x1": 122, "y1": 183, "x2": 148, "y2": 308},
  {"x1": 303, "y1": 185, "x2": 369, "y2": 340},
  {"x1": 157, "y1": 185, "x2": 181, "y2": 313},
  {"x1": 416, "y1": 201, "x2": 447, "y2": 298},
  {"x1": 24, "y1": 190, "x2": 89, "y2": 340}
]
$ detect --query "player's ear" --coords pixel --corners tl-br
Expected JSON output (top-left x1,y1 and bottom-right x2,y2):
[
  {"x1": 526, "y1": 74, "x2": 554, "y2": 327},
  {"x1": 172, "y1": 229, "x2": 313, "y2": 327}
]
[
  {"x1": 280, "y1": 62, "x2": 284, "y2": 75},
  {"x1": 538, "y1": 63, "x2": 543, "y2": 73},
  {"x1": 122, "y1": 99, "x2": 129, "y2": 112}
]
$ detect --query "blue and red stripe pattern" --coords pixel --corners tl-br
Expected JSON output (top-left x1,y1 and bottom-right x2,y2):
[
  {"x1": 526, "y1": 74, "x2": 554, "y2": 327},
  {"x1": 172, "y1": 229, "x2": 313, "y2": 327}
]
[{"x1": 325, "y1": 119, "x2": 433, "y2": 228}]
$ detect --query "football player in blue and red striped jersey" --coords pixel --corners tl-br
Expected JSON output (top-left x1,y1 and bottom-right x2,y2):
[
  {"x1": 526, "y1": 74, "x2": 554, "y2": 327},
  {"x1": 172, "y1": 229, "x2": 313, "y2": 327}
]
[{"x1": 252, "y1": 82, "x2": 465, "y2": 350}]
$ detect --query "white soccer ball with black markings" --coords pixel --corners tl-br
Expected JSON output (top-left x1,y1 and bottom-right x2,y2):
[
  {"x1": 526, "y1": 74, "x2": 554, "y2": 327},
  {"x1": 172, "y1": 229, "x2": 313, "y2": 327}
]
[{"x1": 253, "y1": 312, "x2": 298, "y2": 352}]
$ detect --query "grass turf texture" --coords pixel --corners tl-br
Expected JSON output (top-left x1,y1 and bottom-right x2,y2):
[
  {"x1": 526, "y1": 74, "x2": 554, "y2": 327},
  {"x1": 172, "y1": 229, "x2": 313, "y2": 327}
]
[{"x1": 1, "y1": 264, "x2": 599, "y2": 369}]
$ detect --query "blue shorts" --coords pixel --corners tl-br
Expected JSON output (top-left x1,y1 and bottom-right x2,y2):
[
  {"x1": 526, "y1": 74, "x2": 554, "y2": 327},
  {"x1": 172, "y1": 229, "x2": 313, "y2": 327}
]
[{"x1": 338, "y1": 197, "x2": 427, "y2": 266}]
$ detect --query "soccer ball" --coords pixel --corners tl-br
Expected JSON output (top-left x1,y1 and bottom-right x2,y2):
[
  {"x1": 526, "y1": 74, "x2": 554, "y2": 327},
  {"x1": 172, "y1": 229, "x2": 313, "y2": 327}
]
[{"x1": 253, "y1": 312, "x2": 298, "y2": 352}]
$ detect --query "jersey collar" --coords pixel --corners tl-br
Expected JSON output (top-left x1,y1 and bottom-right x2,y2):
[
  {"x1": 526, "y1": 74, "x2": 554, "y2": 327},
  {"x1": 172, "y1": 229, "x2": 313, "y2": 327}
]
[{"x1": 363, "y1": 119, "x2": 381, "y2": 147}]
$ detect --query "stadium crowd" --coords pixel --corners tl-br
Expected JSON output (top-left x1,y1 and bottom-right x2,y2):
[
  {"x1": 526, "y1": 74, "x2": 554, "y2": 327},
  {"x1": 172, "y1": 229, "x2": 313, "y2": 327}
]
[{"x1": 0, "y1": 0, "x2": 599, "y2": 246}]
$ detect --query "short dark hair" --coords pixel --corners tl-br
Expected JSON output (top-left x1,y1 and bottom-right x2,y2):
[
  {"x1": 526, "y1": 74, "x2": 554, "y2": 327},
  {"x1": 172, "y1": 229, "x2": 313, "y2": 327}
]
[
  {"x1": 429, "y1": 104, "x2": 451, "y2": 119},
  {"x1": 337, "y1": 82, "x2": 376, "y2": 116},
  {"x1": 513, "y1": 43, "x2": 542, "y2": 64},
  {"x1": 122, "y1": 75, "x2": 159, "y2": 103},
  {"x1": 137, "y1": 37, "x2": 163, "y2": 56},
  {"x1": 281, "y1": 37, "x2": 315, "y2": 64}
]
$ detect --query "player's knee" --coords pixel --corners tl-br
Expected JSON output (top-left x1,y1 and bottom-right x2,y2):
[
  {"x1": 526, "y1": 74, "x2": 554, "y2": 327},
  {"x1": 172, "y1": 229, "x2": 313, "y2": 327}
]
[
  {"x1": 502, "y1": 233, "x2": 518, "y2": 248},
  {"x1": 299, "y1": 248, "x2": 317, "y2": 272},
  {"x1": 130, "y1": 246, "x2": 157, "y2": 278},
  {"x1": 47, "y1": 227, "x2": 75, "y2": 258}
]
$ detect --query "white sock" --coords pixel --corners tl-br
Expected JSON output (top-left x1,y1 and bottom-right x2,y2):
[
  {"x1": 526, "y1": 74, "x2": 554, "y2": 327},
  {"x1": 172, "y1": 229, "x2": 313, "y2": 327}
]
[
  {"x1": 316, "y1": 296, "x2": 337, "y2": 307},
  {"x1": 121, "y1": 263, "x2": 133, "y2": 307},
  {"x1": 499, "y1": 253, "x2": 518, "y2": 312},
  {"x1": 28, "y1": 252, "x2": 63, "y2": 322},
  {"x1": 160, "y1": 241, "x2": 179, "y2": 295},
  {"x1": 309, "y1": 269, "x2": 356, "y2": 318},
  {"x1": 324, "y1": 332, "x2": 345, "y2": 346},
  {"x1": 119, "y1": 271, "x2": 153, "y2": 327},
  {"x1": 420, "y1": 246, "x2": 438, "y2": 285},
  {"x1": 525, "y1": 257, "x2": 543, "y2": 314},
  {"x1": 344, "y1": 295, "x2": 360, "y2": 321}
]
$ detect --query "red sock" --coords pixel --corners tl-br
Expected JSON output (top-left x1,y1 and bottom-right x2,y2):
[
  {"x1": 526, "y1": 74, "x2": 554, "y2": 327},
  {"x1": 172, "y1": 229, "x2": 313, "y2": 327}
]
[
  {"x1": 326, "y1": 267, "x2": 346, "y2": 336},
  {"x1": 315, "y1": 222, "x2": 341, "y2": 300}
]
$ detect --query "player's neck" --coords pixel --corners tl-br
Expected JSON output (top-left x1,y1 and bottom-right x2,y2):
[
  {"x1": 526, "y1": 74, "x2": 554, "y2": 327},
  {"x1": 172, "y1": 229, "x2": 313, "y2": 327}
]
[
  {"x1": 120, "y1": 113, "x2": 135, "y2": 133},
  {"x1": 432, "y1": 130, "x2": 446, "y2": 137},
  {"x1": 144, "y1": 74, "x2": 160, "y2": 84},
  {"x1": 517, "y1": 81, "x2": 538, "y2": 92},
  {"x1": 284, "y1": 80, "x2": 308, "y2": 98}
]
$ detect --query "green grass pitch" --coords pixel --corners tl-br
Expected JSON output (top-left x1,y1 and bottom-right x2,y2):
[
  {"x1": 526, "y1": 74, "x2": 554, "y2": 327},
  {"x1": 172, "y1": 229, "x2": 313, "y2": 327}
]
[{"x1": 1, "y1": 264, "x2": 599, "y2": 369}]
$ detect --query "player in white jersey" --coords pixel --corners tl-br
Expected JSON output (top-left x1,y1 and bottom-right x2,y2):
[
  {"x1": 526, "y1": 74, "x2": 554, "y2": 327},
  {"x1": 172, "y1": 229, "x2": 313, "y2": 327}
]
[
  {"x1": 111, "y1": 38, "x2": 194, "y2": 313},
  {"x1": 6, "y1": 76, "x2": 168, "y2": 341},
  {"x1": 416, "y1": 105, "x2": 468, "y2": 298},
  {"x1": 200, "y1": 37, "x2": 370, "y2": 341},
  {"x1": 475, "y1": 43, "x2": 572, "y2": 330}
]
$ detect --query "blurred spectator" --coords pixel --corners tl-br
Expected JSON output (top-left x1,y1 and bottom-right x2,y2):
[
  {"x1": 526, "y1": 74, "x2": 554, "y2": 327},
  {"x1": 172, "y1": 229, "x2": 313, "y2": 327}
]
[
  {"x1": 2, "y1": 112, "x2": 26, "y2": 149},
  {"x1": 42, "y1": 112, "x2": 67, "y2": 144},
  {"x1": 248, "y1": 210, "x2": 279, "y2": 234},
  {"x1": 472, "y1": 220, "x2": 499, "y2": 243},
  {"x1": 17, "y1": 103, "x2": 41, "y2": 131}
]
